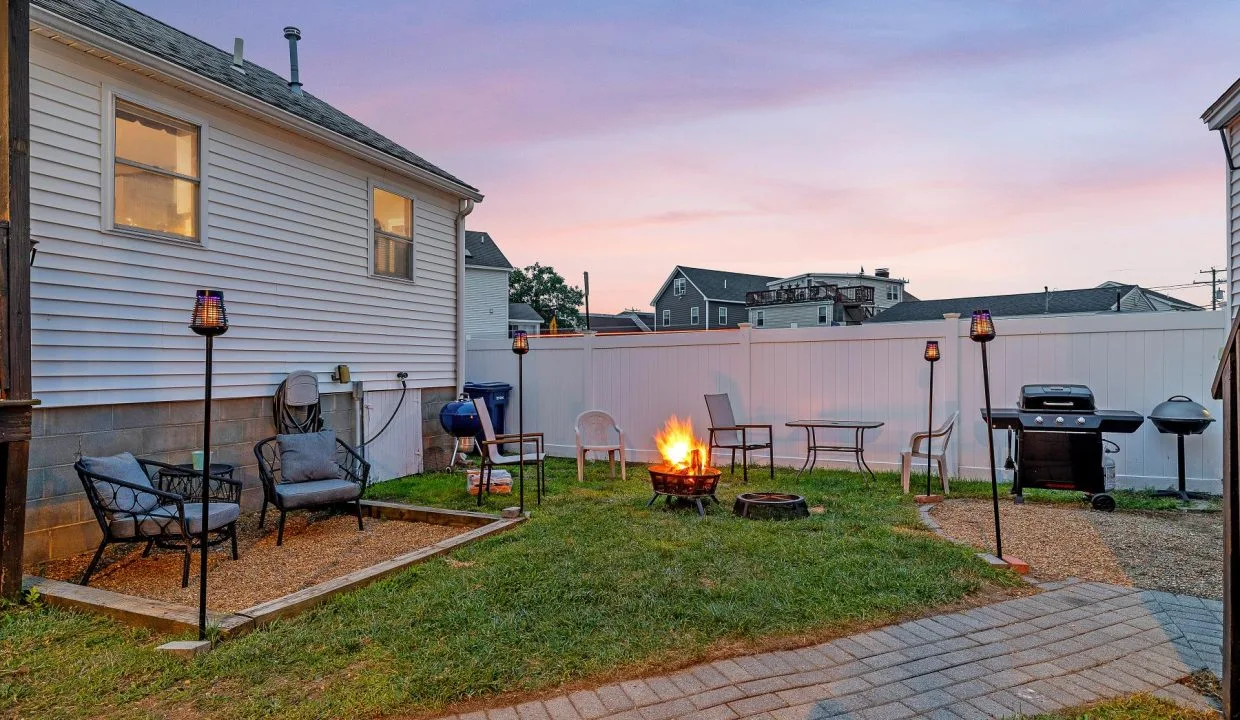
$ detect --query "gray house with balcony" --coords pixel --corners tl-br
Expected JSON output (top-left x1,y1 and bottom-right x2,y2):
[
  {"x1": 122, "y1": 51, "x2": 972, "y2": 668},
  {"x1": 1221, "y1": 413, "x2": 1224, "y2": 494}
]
[
  {"x1": 747, "y1": 269, "x2": 909, "y2": 328},
  {"x1": 651, "y1": 266, "x2": 778, "y2": 330}
]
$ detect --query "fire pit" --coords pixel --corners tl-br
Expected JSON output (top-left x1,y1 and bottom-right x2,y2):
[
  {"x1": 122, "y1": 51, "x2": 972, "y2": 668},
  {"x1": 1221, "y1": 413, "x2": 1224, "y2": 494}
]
[
  {"x1": 733, "y1": 492, "x2": 809, "y2": 520},
  {"x1": 647, "y1": 417, "x2": 721, "y2": 517}
]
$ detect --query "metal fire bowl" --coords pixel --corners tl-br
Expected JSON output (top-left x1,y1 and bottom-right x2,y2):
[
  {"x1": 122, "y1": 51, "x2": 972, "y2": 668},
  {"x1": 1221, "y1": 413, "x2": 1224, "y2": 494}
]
[
  {"x1": 733, "y1": 492, "x2": 810, "y2": 520},
  {"x1": 649, "y1": 464, "x2": 722, "y2": 498}
]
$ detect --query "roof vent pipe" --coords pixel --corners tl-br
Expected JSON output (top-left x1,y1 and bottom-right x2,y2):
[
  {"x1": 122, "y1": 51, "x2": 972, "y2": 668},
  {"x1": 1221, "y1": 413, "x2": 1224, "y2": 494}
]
[
  {"x1": 231, "y1": 37, "x2": 245, "y2": 72},
  {"x1": 1044, "y1": 286, "x2": 1050, "y2": 314},
  {"x1": 875, "y1": 267, "x2": 890, "y2": 278},
  {"x1": 283, "y1": 26, "x2": 302, "y2": 95}
]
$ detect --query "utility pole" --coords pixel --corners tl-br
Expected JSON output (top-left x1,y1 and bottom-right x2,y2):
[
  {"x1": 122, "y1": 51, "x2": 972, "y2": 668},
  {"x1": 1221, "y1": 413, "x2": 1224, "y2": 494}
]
[{"x1": 1197, "y1": 267, "x2": 1222, "y2": 311}]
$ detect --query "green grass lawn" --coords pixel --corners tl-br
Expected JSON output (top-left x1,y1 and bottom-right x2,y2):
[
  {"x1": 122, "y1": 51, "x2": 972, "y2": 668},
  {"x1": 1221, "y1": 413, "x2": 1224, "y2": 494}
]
[
  {"x1": 1024, "y1": 693, "x2": 1218, "y2": 719},
  {"x1": 2, "y1": 459, "x2": 1017, "y2": 719}
]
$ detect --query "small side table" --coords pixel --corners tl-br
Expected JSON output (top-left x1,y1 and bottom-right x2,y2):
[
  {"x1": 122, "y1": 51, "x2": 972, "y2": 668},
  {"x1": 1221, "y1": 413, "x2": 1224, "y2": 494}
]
[{"x1": 158, "y1": 462, "x2": 236, "y2": 499}]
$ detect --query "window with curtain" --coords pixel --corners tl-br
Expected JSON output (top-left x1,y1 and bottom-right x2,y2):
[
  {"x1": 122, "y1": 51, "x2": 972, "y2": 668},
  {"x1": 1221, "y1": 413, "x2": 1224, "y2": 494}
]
[
  {"x1": 113, "y1": 99, "x2": 200, "y2": 240},
  {"x1": 373, "y1": 187, "x2": 414, "y2": 280}
]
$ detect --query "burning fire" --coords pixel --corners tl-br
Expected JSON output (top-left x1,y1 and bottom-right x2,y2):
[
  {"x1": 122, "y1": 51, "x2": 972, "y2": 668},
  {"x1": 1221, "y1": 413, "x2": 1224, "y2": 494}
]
[{"x1": 655, "y1": 416, "x2": 710, "y2": 474}]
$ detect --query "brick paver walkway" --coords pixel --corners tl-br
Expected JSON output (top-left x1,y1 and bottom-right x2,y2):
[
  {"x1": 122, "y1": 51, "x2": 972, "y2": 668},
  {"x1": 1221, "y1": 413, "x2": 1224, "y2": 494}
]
[{"x1": 436, "y1": 580, "x2": 1223, "y2": 720}]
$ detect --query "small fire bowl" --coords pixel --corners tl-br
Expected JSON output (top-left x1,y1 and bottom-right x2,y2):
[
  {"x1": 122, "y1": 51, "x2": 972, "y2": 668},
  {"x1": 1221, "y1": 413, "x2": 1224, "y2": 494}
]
[
  {"x1": 733, "y1": 492, "x2": 809, "y2": 520},
  {"x1": 649, "y1": 464, "x2": 722, "y2": 498}
]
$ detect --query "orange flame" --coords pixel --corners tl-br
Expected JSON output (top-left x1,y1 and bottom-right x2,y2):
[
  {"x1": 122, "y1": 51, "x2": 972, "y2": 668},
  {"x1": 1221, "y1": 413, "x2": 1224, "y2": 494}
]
[{"x1": 655, "y1": 416, "x2": 709, "y2": 472}]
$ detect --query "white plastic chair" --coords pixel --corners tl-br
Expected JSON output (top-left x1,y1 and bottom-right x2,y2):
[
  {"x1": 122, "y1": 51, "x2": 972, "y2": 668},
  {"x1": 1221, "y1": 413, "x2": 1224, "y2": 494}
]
[
  {"x1": 574, "y1": 410, "x2": 626, "y2": 482},
  {"x1": 901, "y1": 411, "x2": 958, "y2": 494}
]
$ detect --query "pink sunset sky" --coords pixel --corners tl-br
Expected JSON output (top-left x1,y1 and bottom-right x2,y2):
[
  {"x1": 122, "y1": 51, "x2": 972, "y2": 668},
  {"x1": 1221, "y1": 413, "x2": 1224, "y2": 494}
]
[{"x1": 131, "y1": 1, "x2": 1240, "y2": 312}]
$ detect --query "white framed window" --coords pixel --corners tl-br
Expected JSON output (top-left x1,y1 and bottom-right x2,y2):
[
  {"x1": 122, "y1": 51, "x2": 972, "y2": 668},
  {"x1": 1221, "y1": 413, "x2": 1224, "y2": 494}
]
[
  {"x1": 662, "y1": 309, "x2": 670, "y2": 326},
  {"x1": 718, "y1": 306, "x2": 727, "y2": 325},
  {"x1": 107, "y1": 95, "x2": 203, "y2": 242},
  {"x1": 755, "y1": 310, "x2": 765, "y2": 328},
  {"x1": 818, "y1": 305, "x2": 828, "y2": 324},
  {"x1": 372, "y1": 185, "x2": 415, "y2": 280},
  {"x1": 690, "y1": 306, "x2": 700, "y2": 325},
  {"x1": 887, "y1": 285, "x2": 900, "y2": 301},
  {"x1": 674, "y1": 277, "x2": 686, "y2": 296}
]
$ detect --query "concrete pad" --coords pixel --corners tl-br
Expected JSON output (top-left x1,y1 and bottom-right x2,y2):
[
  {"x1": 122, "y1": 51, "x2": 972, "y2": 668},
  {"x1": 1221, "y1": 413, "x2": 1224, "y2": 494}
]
[{"x1": 156, "y1": 639, "x2": 211, "y2": 659}]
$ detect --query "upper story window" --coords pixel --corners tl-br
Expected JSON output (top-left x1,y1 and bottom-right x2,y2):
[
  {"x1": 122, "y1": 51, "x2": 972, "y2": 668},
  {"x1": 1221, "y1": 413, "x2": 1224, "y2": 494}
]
[
  {"x1": 662, "y1": 309, "x2": 671, "y2": 326},
  {"x1": 755, "y1": 310, "x2": 765, "y2": 328},
  {"x1": 818, "y1": 305, "x2": 828, "y2": 324},
  {"x1": 674, "y1": 277, "x2": 687, "y2": 296},
  {"x1": 718, "y1": 306, "x2": 727, "y2": 325},
  {"x1": 373, "y1": 187, "x2": 414, "y2": 280},
  {"x1": 886, "y1": 285, "x2": 900, "y2": 301},
  {"x1": 112, "y1": 98, "x2": 200, "y2": 241},
  {"x1": 690, "y1": 306, "x2": 700, "y2": 325}
]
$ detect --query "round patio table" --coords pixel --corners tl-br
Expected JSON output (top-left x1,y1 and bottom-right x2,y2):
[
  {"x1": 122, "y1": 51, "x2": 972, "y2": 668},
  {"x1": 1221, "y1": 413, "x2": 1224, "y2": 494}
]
[{"x1": 785, "y1": 420, "x2": 884, "y2": 481}]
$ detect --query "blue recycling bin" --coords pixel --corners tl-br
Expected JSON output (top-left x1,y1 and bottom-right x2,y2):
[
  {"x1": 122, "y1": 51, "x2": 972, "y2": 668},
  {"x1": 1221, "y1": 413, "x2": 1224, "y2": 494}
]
[{"x1": 463, "y1": 381, "x2": 512, "y2": 441}]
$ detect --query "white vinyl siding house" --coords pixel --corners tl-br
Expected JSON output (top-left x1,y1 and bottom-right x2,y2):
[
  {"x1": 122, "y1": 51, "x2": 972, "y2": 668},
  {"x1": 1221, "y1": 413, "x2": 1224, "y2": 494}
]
[
  {"x1": 29, "y1": 35, "x2": 469, "y2": 407},
  {"x1": 463, "y1": 266, "x2": 511, "y2": 338},
  {"x1": 1202, "y1": 78, "x2": 1240, "y2": 315}
]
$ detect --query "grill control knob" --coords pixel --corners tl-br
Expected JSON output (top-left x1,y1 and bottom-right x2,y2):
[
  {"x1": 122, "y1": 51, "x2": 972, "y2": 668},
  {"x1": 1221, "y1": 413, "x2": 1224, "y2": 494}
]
[
  {"x1": 1076, "y1": 417, "x2": 1086, "y2": 425},
  {"x1": 1034, "y1": 416, "x2": 1044, "y2": 424},
  {"x1": 1055, "y1": 416, "x2": 1064, "y2": 425}
]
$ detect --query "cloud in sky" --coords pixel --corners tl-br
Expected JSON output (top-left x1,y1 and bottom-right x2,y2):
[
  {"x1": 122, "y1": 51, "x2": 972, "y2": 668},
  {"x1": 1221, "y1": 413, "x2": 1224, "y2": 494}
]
[{"x1": 129, "y1": 0, "x2": 1239, "y2": 311}]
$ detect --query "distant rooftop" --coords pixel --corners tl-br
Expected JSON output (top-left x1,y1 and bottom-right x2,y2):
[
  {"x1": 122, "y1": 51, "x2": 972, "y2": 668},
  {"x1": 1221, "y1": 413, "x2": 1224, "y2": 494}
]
[
  {"x1": 866, "y1": 284, "x2": 1200, "y2": 324},
  {"x1": 464, "y1": 231, "x2": 514, "y2": 270}
]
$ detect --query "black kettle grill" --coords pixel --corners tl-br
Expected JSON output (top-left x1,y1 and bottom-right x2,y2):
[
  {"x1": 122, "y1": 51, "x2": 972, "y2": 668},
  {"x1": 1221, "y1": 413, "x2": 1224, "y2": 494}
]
[{"x1": 1149, "y1": 395, "x2": 1215, "y2": 501}]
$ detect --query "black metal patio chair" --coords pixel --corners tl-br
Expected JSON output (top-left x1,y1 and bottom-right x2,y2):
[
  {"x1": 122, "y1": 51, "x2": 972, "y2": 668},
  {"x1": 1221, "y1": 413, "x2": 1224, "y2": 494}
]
[
  {"x1": 74, "y1": 453, "x2": 241, "y2": 587},
  {"x1": 253, "y1": 431, "x2": 370, "y2": 545},
  {"x1": 705, "y1": 393, "x2": 774, "y2": 483}
]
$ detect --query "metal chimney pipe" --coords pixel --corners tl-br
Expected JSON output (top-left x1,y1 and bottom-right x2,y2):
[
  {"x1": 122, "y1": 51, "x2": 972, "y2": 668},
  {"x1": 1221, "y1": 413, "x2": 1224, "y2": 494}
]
[
  {"x1": 231, "y1": 37, "x2": 245, "y2": 72},
  {"x1": 283, "y1": 26, "x2": 302, "y2": 95}
]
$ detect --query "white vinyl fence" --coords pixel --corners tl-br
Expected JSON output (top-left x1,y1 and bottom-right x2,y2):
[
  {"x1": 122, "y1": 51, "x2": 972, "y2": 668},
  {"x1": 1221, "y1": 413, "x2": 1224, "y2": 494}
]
[{"x1": 466, "y1": 311, "x2": 1228, "y2": 492}]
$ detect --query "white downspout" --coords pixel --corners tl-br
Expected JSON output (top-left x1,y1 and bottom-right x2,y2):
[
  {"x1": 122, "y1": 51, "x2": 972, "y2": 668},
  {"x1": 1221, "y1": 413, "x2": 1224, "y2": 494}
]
[
  {"x1": 705, "y1": 299, "x2": 710, "y2": 330},
  {"x1": 455, "y1": 198, "x2": 475, "y2": 395}
]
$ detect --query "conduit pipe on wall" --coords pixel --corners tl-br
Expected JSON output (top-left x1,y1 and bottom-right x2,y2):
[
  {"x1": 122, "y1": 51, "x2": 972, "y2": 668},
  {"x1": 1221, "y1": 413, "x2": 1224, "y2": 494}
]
[{"x1": 455, "y1": 198, "x2": 476, "y2": 395}]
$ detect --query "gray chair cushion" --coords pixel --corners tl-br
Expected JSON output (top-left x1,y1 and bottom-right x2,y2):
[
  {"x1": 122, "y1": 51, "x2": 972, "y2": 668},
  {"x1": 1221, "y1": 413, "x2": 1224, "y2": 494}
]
[
  {"x1": 80, "y1": 453, "x2": 162, "y2": 514},
  {"x1": 277, "y1": 430, "x2": 343, "y2": 483},
  {"x1": 274, "y1": 478, "x2": 360, "y2": 509},
  {"x1": 109, "y1": 502, "x2": 240, "y2": 538}
]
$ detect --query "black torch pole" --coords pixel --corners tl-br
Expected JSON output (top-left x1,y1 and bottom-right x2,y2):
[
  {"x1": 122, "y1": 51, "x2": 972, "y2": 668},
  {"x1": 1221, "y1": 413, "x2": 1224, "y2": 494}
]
[
  {"x1": 518, "y1": 352, "x2": 525, "y2": 514},
  {"x1": 980, "y1": 343, "x2": 1003, "y2": 560},
  {"x1": 198, "y1": 335, "x2": 213, "y2": 640},
  {"x1": 926, "y1": 360, "x2": 934, "y2": 497}
]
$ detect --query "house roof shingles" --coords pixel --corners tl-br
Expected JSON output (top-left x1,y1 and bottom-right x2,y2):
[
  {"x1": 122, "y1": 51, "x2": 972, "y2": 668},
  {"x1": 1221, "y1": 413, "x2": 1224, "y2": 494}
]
[
  {"x1": 678, "y1": 266, "x2": 779, "y2": 303},
  {"x1": 866, "y1": 285, "x2": 1155, "y2": 323},
  {"x1": 508, "y1": 303, "x2": 543, "y2": 323},
  {"x1": 464, "y1": 231, "x2": 514, "y2": 270},
  {"x1": 33, "y1": 0, "x2": 477, "y2": 194}
]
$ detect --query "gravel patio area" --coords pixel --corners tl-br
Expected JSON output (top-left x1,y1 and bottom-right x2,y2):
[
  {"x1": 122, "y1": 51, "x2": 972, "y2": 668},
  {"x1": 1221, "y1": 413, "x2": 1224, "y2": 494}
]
[
  {"x1": 32, "y1": 512, "x2": 466, "y2": 611},
  {"x1": 929, "y1": 499, "x2": 1222, "y2": 599}
]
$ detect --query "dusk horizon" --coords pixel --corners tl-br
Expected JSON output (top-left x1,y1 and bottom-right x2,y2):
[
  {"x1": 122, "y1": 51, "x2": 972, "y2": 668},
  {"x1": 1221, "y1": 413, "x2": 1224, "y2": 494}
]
[{"x1": 127, "y1": 0, "x2": 1240, "y2": 313}]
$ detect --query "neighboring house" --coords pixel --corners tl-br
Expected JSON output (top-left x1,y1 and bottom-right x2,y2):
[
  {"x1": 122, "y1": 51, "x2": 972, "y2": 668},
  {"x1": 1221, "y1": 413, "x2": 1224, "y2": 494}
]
[
  {"x1": 651, "y1": 266, "x2": 778, "y2": 330},
  {"x1": 865, "y1": 285, "x2": 1202, "y2": 324},
  {"x1": 508, "y1": 302, "x2": 543, "y2": 336},
  {"x1": 585, "y1": 311, "x2": 654, "y2": 333},
  {"x1": 1096, "y1": 281, "x2": 1202, "y2": 312},
  {"x1": 22, "y1": 0, "x2": 483, "y2": 561},
  {"x1": 747, "y1": 268, "x2": 908, "y2": 328},
  {"x1": 1202, "y1": 78, "x2": 1240, "y2": 315},
  {"x1": 463, "y1": 230, "x2": 514, "y2": 339}
]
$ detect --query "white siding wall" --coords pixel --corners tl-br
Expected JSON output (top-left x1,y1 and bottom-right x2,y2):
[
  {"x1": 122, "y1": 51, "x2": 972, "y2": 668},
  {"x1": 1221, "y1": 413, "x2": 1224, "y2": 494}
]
[
  {"x1": 29, "y1": 38, "x2": 464, "y2": 407},
  {"x1": 1229, "y1": 118, "x2": 1240, "y2": 314},
  {"x1": 467, "y1": 311, "x2": 1228, "y2": 492},
  {"x1": 464, "y1": 266, "x2": 510, "y2": 339},
  {"x1": 747, "y1": 303, "x2": 831, "y2": 328}
]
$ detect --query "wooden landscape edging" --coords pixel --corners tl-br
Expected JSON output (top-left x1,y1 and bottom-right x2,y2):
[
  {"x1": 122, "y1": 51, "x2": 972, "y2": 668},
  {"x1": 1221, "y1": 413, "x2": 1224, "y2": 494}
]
[{"x1": 20, "y1": 502, "x2": 522, "y2": 639}]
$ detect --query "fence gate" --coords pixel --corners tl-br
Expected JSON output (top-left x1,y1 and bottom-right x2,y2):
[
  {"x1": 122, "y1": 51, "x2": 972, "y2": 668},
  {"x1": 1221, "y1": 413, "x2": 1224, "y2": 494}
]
[{"x1": 362, "y1": 388, "x2": 422, "y2": 484}]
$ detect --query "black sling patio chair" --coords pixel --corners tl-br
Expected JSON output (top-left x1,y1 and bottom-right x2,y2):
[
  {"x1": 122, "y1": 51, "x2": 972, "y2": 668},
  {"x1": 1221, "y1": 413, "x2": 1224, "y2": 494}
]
[
  {"x1": 705, "y1": 393, "x2": 774, "y2": 483},
  {"x1": 75, "y1": 453, "x2": 241, "y2": 587}
]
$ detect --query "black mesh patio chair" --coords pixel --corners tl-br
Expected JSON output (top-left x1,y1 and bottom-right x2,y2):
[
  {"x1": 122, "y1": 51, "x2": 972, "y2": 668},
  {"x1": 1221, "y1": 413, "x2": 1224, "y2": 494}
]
[
  {"x1": 705, "y1": 393, "x2": 774, "y2": 483},
  {"x1": 75, "y1": 453, "x2": 241, "y2": 587},
  {"x1": 253, "y1": 431, "x2": 370, "y2": 545}
]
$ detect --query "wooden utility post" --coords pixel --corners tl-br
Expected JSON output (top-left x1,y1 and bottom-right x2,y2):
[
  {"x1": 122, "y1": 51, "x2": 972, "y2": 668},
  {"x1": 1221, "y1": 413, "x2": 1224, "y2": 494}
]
[
  {"x1": 0, "y1": 0, "x2": 35, "y2": 601},
  {"x1": 1215, "y1": 313, "x2": 1240, "y2": 720}
]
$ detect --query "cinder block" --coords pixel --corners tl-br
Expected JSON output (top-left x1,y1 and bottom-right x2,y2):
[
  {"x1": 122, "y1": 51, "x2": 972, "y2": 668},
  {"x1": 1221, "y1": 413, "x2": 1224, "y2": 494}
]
[
  {"x1": 29, "y1": 434, "x2": 85, "y2": 469},
  {"x1": 43, "y1": 406, "x2": 113, "y2": 436},
  {"x1": 112, "y1": 402, "x2": 170, "y2": 430},
  {"x1": 40, "y1": 465, "x2": 81, "y2": 499},
  {"x1": 21, "y1": 528, "x2": 51, "y2": 565},
  {"x1": 156, "y1": 640, "x2": 212, "y2": 659},
  {"x1": 217, "y1": 396, "x2": 265, "y2": 421},
  {"x1": 25, "y1": 494, "x2": 86, "y2": 530},
  {"x1": 47, "y1": 520, "x2": 102, "y2": 559}
]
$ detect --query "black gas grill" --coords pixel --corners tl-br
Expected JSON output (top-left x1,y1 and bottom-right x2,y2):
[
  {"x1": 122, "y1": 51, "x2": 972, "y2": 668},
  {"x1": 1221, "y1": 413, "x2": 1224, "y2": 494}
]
[{"x1": 984, "y1": 384, "x2": 1144, "y2": 511}]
